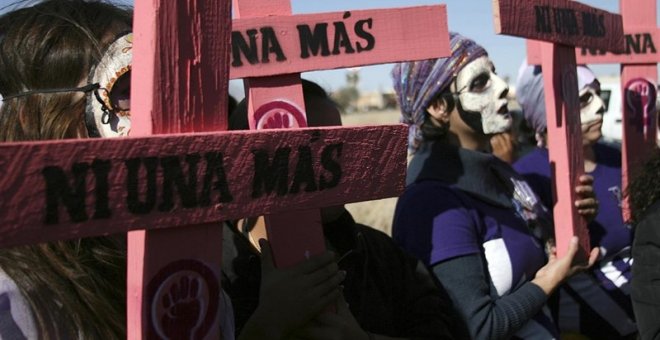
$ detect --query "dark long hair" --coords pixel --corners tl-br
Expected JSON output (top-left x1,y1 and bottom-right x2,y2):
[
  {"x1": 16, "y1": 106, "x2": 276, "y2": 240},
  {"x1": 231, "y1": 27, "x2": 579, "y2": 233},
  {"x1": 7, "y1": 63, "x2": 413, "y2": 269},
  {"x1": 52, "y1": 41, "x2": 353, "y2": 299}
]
[
  {"x1": 628, "y1": 147, "x2": 660, "y2": 226},
  {"x1": 0, "y1": 1, "x2": 131, "y2": 338},
  {"x1": 420, "y1": 91, "x2": 455, "y2": 142}
]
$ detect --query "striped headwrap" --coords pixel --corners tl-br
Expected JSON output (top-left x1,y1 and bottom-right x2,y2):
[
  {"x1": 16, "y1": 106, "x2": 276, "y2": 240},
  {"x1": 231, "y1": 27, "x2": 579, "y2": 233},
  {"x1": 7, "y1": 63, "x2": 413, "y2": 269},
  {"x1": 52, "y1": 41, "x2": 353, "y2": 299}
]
[{"x1": 392, "y1": 32, "x2": 487, "y2": 154}]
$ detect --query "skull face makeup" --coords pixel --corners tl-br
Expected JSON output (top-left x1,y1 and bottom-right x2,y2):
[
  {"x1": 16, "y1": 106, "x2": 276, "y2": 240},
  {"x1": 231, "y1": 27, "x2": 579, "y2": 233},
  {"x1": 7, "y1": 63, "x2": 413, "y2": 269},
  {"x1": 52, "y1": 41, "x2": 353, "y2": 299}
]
[
  {"x1": 85, "y1": 33, "x2": 132, "y2": 137},
  {"x1": 579, "y1": 85, "x2": 605, "y2": 126},
  {"x1": 579, "y1": 83, "x2": 606, "y2": 144},
  {"x1": 454, "y1": 56, "x2": 511, "y2": 135},
  {"x1": 517, "y1": 63, "x2": 606, "y2": 147}
]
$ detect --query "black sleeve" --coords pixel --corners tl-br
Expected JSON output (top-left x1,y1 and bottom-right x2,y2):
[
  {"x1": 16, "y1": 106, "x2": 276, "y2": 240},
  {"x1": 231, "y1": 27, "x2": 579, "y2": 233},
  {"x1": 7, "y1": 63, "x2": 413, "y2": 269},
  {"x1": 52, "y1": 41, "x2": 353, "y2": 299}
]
[
  {"x1": 432, "y1": 253, "x2": 547, "y2": 340},
  {"x1": 632, "y1": 204, "x2": 660, "y2": 340},
  {"x1": 346, "y1": 225, "x2": 468, "y2": 340}
]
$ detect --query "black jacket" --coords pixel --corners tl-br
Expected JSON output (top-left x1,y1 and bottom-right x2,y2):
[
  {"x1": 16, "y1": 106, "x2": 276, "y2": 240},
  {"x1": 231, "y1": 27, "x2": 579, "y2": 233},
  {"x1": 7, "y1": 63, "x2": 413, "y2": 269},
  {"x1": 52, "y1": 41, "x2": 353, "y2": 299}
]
[
  {"x1": 632, "y1": 200, "x2": 660, "y2": 340},
  {"x1": 221, "y1": 210, "x2": 468, "y2": 339}
]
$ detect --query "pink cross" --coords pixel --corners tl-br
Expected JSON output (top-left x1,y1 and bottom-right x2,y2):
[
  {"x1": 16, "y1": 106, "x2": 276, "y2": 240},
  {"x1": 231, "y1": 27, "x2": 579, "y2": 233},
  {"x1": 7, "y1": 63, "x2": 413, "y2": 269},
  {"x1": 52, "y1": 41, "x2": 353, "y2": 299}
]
[{"x1": 494, "y1": 0, "x2": 625, "y2": 259}]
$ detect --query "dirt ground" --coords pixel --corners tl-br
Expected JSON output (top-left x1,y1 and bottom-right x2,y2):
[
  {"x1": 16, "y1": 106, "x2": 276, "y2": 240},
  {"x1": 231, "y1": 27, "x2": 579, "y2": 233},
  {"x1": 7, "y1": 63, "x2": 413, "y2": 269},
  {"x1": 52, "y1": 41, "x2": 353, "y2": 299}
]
[
  {"x1": 340, "y1": 109, "x2": 401, "y2": 127},
  {"x1": 340, "y1": 109, "x2": 402, "y2": 236}
]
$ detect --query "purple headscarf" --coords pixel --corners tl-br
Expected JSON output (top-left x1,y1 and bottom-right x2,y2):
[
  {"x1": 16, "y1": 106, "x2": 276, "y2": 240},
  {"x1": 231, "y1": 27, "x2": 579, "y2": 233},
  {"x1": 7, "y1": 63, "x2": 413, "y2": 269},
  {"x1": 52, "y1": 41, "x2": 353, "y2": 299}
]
[
  {"x1": 516, "y1": 60, "x2": 598, "y2": 146},
  {"x1": 392, "y1": 32, "x2": 487, "y2": 154}
]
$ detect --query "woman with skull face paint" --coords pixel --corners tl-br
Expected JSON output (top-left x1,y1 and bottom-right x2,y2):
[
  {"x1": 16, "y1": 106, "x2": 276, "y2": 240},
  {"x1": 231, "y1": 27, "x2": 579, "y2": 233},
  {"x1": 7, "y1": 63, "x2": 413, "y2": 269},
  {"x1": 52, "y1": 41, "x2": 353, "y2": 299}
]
[
  {"x1": 514, "y1": 62, "x2": 637, "y2": 339},
  {"x1": 391, "y1": 33, "x2": 599, "y2": 339}
]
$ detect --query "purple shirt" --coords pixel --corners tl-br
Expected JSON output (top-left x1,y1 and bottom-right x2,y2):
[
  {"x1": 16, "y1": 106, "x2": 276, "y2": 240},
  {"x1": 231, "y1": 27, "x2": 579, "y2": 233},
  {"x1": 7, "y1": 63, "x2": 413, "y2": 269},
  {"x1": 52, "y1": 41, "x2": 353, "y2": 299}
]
[
  {"x1": 514, "y1": 144, "x2": 636, "y2": 336},
  {"x1": 394, "y1": 181, "x2": 546, "y2": 284}
]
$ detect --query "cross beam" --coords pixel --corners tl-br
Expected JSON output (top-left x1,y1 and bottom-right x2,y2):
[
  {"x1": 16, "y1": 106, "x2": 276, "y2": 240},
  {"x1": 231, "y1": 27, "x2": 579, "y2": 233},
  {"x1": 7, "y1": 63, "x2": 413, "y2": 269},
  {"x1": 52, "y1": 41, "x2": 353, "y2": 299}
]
[{"x1": 0, "y1": 126, "x2": 406, "y2": 248}]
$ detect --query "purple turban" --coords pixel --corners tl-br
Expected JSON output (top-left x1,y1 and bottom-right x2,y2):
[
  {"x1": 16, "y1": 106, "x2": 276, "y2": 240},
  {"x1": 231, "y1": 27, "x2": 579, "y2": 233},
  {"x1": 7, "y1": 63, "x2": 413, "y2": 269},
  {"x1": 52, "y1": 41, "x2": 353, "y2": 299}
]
[
  {"x1": 392, "y1": 32, "x2": 487, "y2": 154},
  {"x1": 516, "y1": 60, "x2": 598, "y2": 146}
]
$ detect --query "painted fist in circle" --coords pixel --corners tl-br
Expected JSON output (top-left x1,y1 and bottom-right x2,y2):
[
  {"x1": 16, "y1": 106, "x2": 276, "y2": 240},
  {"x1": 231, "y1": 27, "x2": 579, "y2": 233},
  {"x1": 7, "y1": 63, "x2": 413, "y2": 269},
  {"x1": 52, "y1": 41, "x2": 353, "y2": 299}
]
[
  {"x1": 160, "y1": 276, "x2": 203, "y2": 340},
  {"x1": 254, "y1": 101, "x2": 307, "y2": 130}
]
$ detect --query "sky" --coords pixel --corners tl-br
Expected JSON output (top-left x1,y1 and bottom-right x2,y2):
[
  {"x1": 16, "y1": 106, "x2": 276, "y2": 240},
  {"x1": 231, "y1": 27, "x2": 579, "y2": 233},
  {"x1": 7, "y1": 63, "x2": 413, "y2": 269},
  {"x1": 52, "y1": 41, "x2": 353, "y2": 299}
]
[{"x1": 0, "y1": 0, "x2": 658, "y2": 98}]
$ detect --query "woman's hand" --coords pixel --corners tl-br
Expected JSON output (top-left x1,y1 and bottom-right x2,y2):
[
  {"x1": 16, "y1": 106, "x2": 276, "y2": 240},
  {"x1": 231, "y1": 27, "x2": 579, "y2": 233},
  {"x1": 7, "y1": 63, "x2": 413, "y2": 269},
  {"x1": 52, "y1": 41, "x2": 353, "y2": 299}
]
[
  {"x1": 574, "y1": 174, "x2": 599, "y2": 222},
  {"x1": 532, "y1": 236, "x2": 599, "y2": 296},
  {"x1": 239, "y1": 239, "x2": 345, "y2": 340},
  {"x1": 490, "y1": 132, "x2": 517, "y2": 164}
]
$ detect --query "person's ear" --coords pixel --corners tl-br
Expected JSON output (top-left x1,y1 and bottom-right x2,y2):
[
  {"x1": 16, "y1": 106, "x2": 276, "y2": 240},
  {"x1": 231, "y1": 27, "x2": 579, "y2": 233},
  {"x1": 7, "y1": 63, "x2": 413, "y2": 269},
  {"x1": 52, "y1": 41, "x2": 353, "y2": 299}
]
[{"x1": 427, "y1": 97, "x2": 451, "y2": 125}]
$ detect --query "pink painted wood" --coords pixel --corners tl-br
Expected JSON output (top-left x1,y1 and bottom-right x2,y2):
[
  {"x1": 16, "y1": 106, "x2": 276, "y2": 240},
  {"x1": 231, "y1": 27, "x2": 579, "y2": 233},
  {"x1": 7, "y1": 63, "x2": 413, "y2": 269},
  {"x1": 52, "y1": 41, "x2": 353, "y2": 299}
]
[
  {"x1": 230, "y1": 6, "x2": 451, "y2": 79},
  {"x1": 494, "y1": 0, "x2": 624, "y2": 259},
  {"x1": 540, "y1": 42, "x2": 590, "y2": 260},
  {"x1": 526, "y1": 28, "x2": 660, "y2": 65},
  {"x1": 526, "y1": 41, "x2": 543, "y2": 65},
  {"x1": 233, "y1": 0, "x2": 291, "y2": 18},
  {"x1": 494, "y1": 0, "x2": 625, "y2": 53},
  {"x1": 128, "y1": 0, "x2": 230, "y2": 338},
  {"x1": 0, "y1": 125, "x2": 407, "y2": 249},
  {"x1": 619, "y1": 0, "x2": 658, "y2": 220}
]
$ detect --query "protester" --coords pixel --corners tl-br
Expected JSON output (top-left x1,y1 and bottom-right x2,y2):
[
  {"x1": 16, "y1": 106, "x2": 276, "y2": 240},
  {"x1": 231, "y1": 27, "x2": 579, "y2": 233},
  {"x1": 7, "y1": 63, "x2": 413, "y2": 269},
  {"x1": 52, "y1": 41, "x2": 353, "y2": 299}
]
[
  {"x1": 391, "y1": 32, "x2": 599, "y2": 339},
  {"x1": 0, "y1": 1, "x2": 132, "y2": 338},
  {"x1": 515, "y1": 62, "x2": 637, "y2": 338},
  {"x1": 224, "y1": 79, "x2": 468, "y2": 340},
  {"x1": 628, "y1": 148, "x2": 660, "y2": 340}
]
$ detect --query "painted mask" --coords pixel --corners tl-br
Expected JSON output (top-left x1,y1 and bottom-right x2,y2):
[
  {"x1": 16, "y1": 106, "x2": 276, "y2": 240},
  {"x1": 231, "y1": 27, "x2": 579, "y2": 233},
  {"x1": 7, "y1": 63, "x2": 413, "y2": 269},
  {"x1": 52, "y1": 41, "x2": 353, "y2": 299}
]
[
  {"x1": 454, "y1": 56, "x2": 511, "y2": 135},
  {"x1": 85, "y1": 32, "x2": 132, "y2": 137}
]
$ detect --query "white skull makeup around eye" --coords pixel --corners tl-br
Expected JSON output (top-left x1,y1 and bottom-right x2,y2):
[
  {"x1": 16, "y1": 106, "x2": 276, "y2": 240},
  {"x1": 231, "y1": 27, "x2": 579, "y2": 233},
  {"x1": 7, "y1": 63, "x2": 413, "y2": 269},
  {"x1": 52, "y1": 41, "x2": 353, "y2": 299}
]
[
  {"x1": 85, "y1": 32, "x2": 132, "y2": 138},
  {"x1": 579, "y1": 86, "x2": 605, "y2": 126},
  {"x1": 455, "y1": 56, "x2": 512, "y2": 135}
]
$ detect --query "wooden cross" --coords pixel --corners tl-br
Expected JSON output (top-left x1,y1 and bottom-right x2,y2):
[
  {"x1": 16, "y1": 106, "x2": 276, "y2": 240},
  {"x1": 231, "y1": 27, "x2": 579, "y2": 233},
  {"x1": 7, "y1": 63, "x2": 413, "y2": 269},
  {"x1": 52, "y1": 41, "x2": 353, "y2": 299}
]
[
  {"x1": 230, "y1": 0, "x2": 450, "y2": 267},
  {"x1": 493, "y1": 0, "x2": 625, "y2": 259},
  {"x1": 526, "y1": 0, "x2": 659, "y2": 220},
  {"x1": 0, "y1": 0, "x2": 449, "y2": 338}
]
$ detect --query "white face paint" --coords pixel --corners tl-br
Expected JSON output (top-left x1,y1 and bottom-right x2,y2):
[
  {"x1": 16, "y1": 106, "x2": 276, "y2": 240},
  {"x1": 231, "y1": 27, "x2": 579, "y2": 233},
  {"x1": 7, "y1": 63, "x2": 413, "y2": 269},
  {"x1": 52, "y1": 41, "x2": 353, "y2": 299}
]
[
  {"x1": 579, "y1": 85, "x2": 605, "y2": 145},
  {"x1": 455, "y1": 56, "x2": 511, "y2": 134},
  {"x1": 86, "y1": 33, "x2": 132, "y2": 137},
  {"x1": 579, "y1": 86, "x2": 605, "y2": 126}
]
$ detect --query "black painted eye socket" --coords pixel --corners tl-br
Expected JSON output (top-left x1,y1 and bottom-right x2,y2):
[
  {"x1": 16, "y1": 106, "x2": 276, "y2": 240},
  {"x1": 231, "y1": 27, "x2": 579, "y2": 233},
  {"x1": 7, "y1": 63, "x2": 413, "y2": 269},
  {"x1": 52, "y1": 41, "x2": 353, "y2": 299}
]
[
  {"x1": 579, "y1": 91, "x2": 593, "y2": 108},
  {"x1": 110, "y1": 70, "x2": 131, "y2": 113},
  {"x1": 469, "y1": 73, "x2": 490, "y2": 93}
]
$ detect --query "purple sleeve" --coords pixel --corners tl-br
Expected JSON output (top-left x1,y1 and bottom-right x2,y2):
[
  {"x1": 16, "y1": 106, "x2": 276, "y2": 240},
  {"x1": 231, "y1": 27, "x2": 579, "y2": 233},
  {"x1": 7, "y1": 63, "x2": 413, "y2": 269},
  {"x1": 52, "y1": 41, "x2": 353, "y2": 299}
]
[
  {"x1": 393, "y1": 181, "x2": 482, "y2": 266},
  {"x1": 0, "y1": 270, "x2": 33, "y2": 339},
  {"x1": 0, "y1": 293, "x2": 27, "y2": 340}
]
